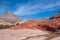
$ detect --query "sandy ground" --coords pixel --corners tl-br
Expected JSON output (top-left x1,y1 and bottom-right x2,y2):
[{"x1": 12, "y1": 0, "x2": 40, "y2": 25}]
[{"x1": 0, "y1": 29, "x2": 60, "y2": 40}]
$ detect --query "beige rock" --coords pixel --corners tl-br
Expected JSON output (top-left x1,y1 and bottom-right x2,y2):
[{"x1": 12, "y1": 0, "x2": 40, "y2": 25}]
[
  {"x1": 51, "y1": 36, "x2": 60, "y2": 40},
  {"x1": 0, "y1": 20, "x2": 13, "y2": 26},
  {"x1": 0, "y1": 29, "x2": 49, "y2": 40}
]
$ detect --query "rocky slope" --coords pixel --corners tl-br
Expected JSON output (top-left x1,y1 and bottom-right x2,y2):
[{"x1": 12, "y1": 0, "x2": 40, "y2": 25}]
[
  {"x1": 9, "y1": 12, "x2": 60, "y2": 32},
  {"x1": 0, "y1": 29, "x2": 60, "y2": 40},
  {"x1": 0, "y1": 20, "x2": 13, "y2": 26},
  {"x1": 0, "y1": 11, "x2": 60, "y2": 40},
  {"x1": 0, "y1": 11, "x2": 22, "y2": 24}
]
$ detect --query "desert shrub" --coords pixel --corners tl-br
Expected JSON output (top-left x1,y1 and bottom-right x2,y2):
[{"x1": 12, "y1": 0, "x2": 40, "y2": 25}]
[
  {"x1": 42, "y1": 25, "x2": 55, "y2": 33},
  {"x1": 46, "y1": 27, "x2": 55, "y2": 32},
  {"x1": 0, "y1": 25, "x2": 4, "y2": 29},
  {"x1": 35, "y1": 24, "x2": 41, "y2": 29},
  {"x1": 4, "y1": 25, "x2": 11, "y2": 29},
  {"x1": 0, "y1": 25, "x2": 11, "y2": 29},
  {"x1": 16, "y1": 23, "x2": 20, "y2": 25}
]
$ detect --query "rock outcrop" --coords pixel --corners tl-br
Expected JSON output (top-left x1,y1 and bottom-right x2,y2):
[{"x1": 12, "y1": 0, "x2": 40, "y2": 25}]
[
  {"x1": 49, "y1": 11, "x2": 60, "y2": 19},
  {"x1": 0, "y1": 20, "x2": 13, "y2": 26},
  {"x1": 0, "y1": 11, "x2": 22, "y2": 24},
  {"x1": 9, "y1": 11, "x2": 60, "y2": 33},
  {"x1": 0, "y1": 11, "x2": 60, "y2": 40}
]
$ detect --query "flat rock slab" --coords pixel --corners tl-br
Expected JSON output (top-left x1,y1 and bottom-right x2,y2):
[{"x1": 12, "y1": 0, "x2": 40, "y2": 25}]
[
  {"x1": 51, "y1": 37, "x2": 60, "y2": 40},
  {"x1": 0, "y1": 29, "x2": 59, "y2": 40}
]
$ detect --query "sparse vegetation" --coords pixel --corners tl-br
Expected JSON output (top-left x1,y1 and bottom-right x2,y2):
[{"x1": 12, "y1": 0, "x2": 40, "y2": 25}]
[
  {"x1": 16, "y1": 23, "x2": 20, "y2": 25},
  {"x1": 0, "y1": 25, "x2": 11, "y2": 29},
  {"x1": 0, "y1": 25, "x2": 4, "y2": 29},
  {"x1": 42, "y1": 25, "x2": 55, "y2": 33},
  {"x1": 4, "y1": 25, "x2": 11, "y2": 28}
]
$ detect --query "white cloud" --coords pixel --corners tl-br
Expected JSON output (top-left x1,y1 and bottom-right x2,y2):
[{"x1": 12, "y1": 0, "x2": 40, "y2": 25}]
[
  {"x1": 14, "y1": 0, "x2": 60, "y2": 16},
  {"x1": 14, "y1": 5, "x2": 40, "y2": 16}
]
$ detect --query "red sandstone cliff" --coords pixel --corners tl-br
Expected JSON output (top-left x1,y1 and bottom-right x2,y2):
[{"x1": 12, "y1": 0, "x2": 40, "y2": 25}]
[{"x1": 9, "y1": 12, "x2": 60, "y2": 32}]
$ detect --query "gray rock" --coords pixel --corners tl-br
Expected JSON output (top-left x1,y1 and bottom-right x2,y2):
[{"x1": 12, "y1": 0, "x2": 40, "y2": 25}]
[
  {"x1": 0, "y1": 11, "x2": 22, "y2": 24},
  {"x1": 54, "y1": 30, "x2": 60, "y2": 34}
]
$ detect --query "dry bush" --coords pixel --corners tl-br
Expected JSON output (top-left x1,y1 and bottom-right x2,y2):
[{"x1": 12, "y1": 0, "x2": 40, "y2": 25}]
[
  {"x1": 0, "y1": 25, "x2": 11, "y2": 29},
  {"x1": 42, "y1": 25, "x2": 56, "y2": 33},
  {"x1": 16, "y1": 23, "x2": 20, "y2": 25}
]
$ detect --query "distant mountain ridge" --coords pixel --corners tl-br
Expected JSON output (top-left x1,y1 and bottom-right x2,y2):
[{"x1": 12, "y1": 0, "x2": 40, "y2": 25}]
[{"x1": 0, "y1": 11, "x2": 22, "y2": 24}]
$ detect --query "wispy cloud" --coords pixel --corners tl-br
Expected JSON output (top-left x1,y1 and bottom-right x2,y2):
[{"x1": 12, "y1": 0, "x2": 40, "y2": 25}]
[
  {"x1": 13, "y1": 0, "x2": 60, "y2": 16},
  {"x1": 14, "y1": 5, "x2": 40, "y2": 16}
]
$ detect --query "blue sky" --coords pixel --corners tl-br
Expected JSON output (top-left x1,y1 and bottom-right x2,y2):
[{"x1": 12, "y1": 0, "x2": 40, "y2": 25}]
[{"x1": 0, "y1": 0, "x2": 60, "y2": 19}]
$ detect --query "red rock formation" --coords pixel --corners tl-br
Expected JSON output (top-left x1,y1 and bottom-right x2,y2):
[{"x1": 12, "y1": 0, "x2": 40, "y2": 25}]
[
  {"x1": 9, "y1": 11, "x2": 60, "y2": 33},
  {"x1": 49, "y1": 11, "x2": 60, "y2": 19}
]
